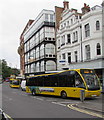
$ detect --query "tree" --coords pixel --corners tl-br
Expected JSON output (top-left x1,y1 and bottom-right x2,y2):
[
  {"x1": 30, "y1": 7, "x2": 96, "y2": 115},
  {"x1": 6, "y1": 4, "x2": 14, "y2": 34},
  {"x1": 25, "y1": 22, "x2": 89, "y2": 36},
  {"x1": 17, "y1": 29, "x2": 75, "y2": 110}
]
[
  {"x1": 1, "y1": 59, "x2": 20, "y2": 80},
  {"x1": 11, "y1": 68, "x2": 20, "y2": 76}
]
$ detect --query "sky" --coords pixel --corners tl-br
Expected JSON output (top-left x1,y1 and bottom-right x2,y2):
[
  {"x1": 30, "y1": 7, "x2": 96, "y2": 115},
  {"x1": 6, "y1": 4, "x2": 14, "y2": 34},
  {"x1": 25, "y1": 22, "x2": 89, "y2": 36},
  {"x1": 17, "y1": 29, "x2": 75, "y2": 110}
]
[{"x1": 0, "y1": 0, "x2": 103, "y2": 69}]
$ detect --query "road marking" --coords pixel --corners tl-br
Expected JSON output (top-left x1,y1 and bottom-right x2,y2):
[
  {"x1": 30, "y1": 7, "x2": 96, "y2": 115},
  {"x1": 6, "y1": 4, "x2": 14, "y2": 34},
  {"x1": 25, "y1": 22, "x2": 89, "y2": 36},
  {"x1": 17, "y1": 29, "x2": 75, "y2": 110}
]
[
  {"x1": 36, "y1": 98, "x2": 44, "y2": 101},
  {"x1": 9, "y1": 98, "x2": 12, "y2": 101},
  {"x1": 52, "y1": 102, "x2": 66, "y2": 106},
  {"x1": 12, "y1": 91, "x2": 17, "y2": 93},
  {"x1": 5, "y1": 113, "x2": 14, "y2": 120},
  {"x1": 21, "y1": 94, "x2": 28, "y2": 96},
  {"x1": 33, "y1": 96, "x2": 36, "y2": 98},
  {"x1": 79, "y1": 105, "x2": 103, "y2": 113},
  {"x1": 67, "y1": 104, "x2": 104, "y2": 118},
  {"x1": 46, "y1": 99, "x2": 57, "y2": 102},
  {"x1": 59, "y1": 101, "x2": 80, "y2": 104},
  {"x1": 34, "y1": 97, "x2": 44, "y2": 101},
  {"x1": 3, "y1": 95, "x2": 13, "y2": 101}
]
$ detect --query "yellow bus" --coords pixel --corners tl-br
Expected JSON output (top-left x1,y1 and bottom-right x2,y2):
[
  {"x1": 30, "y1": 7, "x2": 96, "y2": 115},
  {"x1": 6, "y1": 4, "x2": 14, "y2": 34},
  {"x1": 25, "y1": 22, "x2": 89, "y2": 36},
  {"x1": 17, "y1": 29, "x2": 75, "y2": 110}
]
[
  {"x1": 10, "y1": 78, "x2": 20, "y2": 88},
  {"x1": 26, "y1": 69, "x2": 101, "y2": 98}
]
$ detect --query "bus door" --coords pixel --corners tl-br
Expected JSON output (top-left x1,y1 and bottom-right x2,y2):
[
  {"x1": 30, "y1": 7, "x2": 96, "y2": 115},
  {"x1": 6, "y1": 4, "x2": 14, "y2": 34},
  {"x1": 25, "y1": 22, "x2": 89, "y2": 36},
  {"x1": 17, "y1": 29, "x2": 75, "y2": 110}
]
[
  {"x1": 68, "y1": 71, "x2": 86, "y2": 98},
  {"x1": 74, "y1": 72, "x2": 86, "y2": 98}
]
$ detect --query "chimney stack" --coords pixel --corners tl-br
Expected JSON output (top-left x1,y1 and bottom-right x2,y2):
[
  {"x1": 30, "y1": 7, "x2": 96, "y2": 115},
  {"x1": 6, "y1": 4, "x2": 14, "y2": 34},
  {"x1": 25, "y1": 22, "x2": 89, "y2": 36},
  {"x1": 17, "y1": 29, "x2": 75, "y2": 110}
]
[
  {"x1": 63, "y1": 0, "x2": 69, "y2": 10},
  {"x1": 81, "y1": 3, "x2": 90, "y2": 14},
  {"x1": 102, "y1": 1, "x2": 104, "y2": 7}
]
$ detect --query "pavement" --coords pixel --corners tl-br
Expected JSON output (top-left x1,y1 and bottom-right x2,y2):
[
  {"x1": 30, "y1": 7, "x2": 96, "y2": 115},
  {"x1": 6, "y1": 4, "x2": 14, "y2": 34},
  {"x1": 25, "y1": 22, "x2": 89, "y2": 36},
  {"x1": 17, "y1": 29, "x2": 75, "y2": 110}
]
[{"x1": 75, "y1": 93, "x2": 104, "y2": 114}]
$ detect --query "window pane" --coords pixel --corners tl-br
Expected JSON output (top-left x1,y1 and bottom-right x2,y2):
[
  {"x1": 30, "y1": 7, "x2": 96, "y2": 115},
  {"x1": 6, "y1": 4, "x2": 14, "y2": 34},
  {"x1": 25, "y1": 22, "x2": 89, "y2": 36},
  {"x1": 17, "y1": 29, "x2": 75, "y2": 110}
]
[
  {"x1": 68, "y1": 52, "x2": 71, "y2": 63},
  {"x1": 85, "y1": 24, "x2": 90, "y2": 37},
  {"x1": 74, "y1": 51, "x2": 78, "y2": 62},
  {"x1": 85, "y1": 45, "x2": 90, "y2": 60},
  {"x1": 96, "y1": 21, "x2": 100, "y2": 30},
  {"x1": 50, "y1": 14, "x2": 54, "y2": 22},
  {"x1": 67, "y1": 34, "x2": 71, "y2": 43},
  {"x1": 45, "y1": 14, "x2": 48, "y2": 22},
  {"x1": 97, "y1": 43, "x2": 101, "y2": 55},
  {"x1": 62, "y1": 53, "x2": 66, "y2": 59}
]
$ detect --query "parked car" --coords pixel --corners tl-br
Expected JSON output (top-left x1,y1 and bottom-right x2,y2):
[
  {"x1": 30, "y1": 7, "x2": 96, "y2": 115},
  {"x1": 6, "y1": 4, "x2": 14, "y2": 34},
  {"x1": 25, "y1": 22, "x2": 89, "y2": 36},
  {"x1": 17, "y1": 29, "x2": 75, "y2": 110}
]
[
  {"x1": 20, "y1": 80, "x2": 26, "y2": 91},
  {"x1": 5, "y1": 77, "x2": 10, "y2": 82}
]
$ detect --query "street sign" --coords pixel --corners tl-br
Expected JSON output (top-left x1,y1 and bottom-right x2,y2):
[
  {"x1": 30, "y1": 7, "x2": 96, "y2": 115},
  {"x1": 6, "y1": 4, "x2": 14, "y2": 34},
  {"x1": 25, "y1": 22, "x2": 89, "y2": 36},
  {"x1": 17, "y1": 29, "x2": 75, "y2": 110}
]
[{"x1": 59, "y1": 60, "x2": 66, "y2": 63}]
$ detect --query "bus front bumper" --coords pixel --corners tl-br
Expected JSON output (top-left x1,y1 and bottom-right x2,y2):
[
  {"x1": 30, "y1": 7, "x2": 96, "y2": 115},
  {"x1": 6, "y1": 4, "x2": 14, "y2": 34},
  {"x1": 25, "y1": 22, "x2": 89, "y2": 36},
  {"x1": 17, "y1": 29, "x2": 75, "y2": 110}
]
[{"x1": 85, "y1": 90, "x2": 101, "y2": 98}]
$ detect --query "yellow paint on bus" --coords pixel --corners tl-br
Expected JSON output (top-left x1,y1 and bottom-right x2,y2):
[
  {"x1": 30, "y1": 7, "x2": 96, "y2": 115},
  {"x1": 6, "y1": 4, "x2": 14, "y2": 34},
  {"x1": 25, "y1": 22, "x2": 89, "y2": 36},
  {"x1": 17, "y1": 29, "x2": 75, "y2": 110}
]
[
  {"x1": 26, "y1": 69, "x2": 101, "y2": 98},
  {"x1": 9, "y1": 78, "x2": 20, "y2": 88}
]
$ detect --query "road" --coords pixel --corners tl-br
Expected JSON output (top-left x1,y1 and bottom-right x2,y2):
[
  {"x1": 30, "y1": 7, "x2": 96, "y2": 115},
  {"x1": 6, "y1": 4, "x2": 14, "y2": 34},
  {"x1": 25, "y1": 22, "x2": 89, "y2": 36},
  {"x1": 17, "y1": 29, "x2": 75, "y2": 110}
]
[{"x1": 2, "y1": 82, "x2": 101, "y2": 119}]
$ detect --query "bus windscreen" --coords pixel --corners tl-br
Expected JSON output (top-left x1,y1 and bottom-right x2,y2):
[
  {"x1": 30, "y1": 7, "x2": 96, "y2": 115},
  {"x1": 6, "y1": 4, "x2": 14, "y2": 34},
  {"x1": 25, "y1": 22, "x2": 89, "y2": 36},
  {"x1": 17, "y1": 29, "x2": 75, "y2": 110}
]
[
  {"x1": 12, "y1": 80, "x2": 19, "y2": 85},
  {"x1": 80, "y1": 69, "x2": 100, "y2": 90}
]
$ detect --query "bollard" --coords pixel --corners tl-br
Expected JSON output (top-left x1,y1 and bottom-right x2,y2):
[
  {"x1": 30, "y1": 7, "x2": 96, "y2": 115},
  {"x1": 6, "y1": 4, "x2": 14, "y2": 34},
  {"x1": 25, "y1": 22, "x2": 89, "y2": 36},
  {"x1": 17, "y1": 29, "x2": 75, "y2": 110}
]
[{"x1": 80, "y1": 90, "x2": 85, "y2": 102}]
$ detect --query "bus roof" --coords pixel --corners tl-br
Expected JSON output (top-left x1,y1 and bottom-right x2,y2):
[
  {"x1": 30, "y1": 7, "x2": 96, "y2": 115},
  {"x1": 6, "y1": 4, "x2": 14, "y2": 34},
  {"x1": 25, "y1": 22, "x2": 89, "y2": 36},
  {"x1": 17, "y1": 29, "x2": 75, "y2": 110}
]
[
  {"x1": 27, "y1": 69, "x2": 81, "y2": 78},
  {"x1": 27, "y1": 69, "x2": 94, "y2": 78}
]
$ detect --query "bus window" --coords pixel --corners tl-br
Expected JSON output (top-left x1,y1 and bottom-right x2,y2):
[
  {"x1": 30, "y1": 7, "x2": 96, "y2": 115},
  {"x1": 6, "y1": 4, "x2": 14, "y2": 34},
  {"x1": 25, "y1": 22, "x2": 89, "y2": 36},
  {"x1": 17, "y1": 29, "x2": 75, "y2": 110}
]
[
  {"x1": 75, "y1": 72, "x2": 85, "y2": 88},
  {"x1": 58, "y1": 75, "x2": 67, "y2": 87},
  {"x1": 50, "y1": 75, "x2": 59, "y2": 87},
  {"x1": 10, "y1": 81, "x2": 12, "y2": 84},
  {"x1": 59, "y1": 71, "x2": 76, "y2": 87},
  {"x1": 67, "y1": 75, "x2": 75, "y2": 87},
  {"x1": 27, "y1": 77, "x2": 36, "y2": 86},
  {"x1": 12, "y1": 80, "x2": 19, "y2": 85},
  {"x1": 34, "y1": 77, "x2": 38, "y2": 86},
  {"x1": 28, "y1": 78, "x2": 32, "y2": 86},
  {"x1": 26, "y1": 78, "x2": 31, "y2": 86},
  {"x1": 37, "y1": 76, "x2": 44, "y2": 86},
  {"x1": 44, "y1": 76, "x2": 50, "y2": 86}
]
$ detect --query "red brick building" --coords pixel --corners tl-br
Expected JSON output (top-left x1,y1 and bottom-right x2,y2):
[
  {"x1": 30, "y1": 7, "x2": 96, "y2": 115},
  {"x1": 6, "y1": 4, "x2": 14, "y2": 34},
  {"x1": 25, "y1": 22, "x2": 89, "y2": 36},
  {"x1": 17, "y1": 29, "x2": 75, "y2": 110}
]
[{"x1": 18, "y1": 20, "x2": 34, "y2": 75}]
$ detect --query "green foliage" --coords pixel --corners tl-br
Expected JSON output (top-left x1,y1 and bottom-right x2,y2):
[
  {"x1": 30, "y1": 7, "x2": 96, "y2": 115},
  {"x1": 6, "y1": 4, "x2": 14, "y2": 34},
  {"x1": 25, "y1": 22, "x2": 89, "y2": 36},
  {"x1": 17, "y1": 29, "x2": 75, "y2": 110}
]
[{"x1": 1, "y1": 59, "x2": 20, "y2": 80}]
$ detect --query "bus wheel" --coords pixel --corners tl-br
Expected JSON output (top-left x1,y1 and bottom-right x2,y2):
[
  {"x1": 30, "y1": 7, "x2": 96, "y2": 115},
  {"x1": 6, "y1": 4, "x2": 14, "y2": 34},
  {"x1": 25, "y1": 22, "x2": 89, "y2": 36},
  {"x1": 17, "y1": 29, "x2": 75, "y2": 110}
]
[
  {"x1": 32, "y1": 89, "x2": 36, "y2": 96},
  {"x1": 61, "y1": 91, "x2": 67, "y2": 98}
]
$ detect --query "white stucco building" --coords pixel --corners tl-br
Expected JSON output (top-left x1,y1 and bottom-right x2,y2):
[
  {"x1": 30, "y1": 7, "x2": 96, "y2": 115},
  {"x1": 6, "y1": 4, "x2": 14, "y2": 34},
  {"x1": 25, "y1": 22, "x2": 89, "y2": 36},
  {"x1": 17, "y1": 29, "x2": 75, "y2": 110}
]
[{"x1": 56, "y1": 2, "x2": 104, "y2": 82}]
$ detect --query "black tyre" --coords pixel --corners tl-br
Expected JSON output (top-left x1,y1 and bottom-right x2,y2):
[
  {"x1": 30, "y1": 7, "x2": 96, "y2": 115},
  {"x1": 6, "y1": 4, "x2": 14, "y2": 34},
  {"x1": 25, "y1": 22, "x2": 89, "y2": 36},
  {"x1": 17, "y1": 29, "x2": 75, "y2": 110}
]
[
  {"x1": 61, "y1": 91, "x2": 67, "y2": 99},
  {"x1": 32, "y1": 89, "x2": 36, "y2": 96}
]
